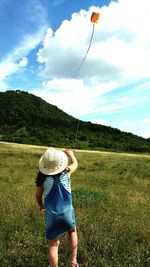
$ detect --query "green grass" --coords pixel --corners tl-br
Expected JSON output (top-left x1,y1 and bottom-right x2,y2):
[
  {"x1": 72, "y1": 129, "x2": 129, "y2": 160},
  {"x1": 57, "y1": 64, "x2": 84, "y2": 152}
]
[{"x1": 0, "y1": 142, "x2": 150, "y2": 267}]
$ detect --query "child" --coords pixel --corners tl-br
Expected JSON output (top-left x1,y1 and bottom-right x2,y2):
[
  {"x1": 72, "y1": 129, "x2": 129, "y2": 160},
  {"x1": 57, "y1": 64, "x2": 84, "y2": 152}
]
[{"x1": 35, "y1": 147, "x2": 79, "y2": 267}]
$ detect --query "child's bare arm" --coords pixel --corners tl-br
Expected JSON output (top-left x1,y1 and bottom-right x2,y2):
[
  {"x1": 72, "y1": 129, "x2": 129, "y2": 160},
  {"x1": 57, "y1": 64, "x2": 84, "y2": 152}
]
[
  {"x1": 64, "y1": 149, "x2": 78, "y2": 174},
  {"x1": 35, "y1": 186, "x2": 45, "y2": 212}
]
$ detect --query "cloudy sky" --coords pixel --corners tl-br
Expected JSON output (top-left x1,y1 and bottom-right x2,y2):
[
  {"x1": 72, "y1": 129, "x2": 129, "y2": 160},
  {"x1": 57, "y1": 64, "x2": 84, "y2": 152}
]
[{"x1": 0, "y1": 0, "x2": 150, "y2": 138}]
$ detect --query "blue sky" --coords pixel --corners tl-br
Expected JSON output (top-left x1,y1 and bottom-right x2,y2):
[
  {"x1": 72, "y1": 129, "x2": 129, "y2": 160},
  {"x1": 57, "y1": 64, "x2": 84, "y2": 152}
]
[{"x1": 0, "y1": 0, "x2": 150, "y2": 138}]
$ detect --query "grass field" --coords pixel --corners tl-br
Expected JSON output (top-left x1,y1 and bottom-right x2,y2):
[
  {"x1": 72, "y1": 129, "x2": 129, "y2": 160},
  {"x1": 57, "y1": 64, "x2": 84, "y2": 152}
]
[{"x1": 0, "y1": 142, "x2": 150, "y2": 267}]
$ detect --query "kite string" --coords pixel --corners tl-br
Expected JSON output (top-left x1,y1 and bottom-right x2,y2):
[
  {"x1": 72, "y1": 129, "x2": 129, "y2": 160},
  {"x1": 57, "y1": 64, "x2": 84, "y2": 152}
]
[
  {"x1": 80, "y1": 23, "x2": 95, "y2": 69},
  {"x1": 73, "y1": 23, "x2": 96, "y2": 149}
]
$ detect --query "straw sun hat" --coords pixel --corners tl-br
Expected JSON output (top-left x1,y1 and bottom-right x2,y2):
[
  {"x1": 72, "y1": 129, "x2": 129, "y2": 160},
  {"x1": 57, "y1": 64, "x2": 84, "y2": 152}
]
[{"x1": 39, "y1": 147, "x2": 68, "y2": 175}]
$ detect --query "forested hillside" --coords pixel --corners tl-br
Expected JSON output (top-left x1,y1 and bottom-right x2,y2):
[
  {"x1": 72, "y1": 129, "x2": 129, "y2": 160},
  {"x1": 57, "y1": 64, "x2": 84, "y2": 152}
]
[{"x1": 0, "y1": 90, "x2": 150, "y2": 152}]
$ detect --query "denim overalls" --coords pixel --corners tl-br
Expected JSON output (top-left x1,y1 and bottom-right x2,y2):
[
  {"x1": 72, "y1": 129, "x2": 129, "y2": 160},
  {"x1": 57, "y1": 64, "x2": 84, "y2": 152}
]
[{"x1": 43, "y1": 170, "x2": 76, "y2": 239}]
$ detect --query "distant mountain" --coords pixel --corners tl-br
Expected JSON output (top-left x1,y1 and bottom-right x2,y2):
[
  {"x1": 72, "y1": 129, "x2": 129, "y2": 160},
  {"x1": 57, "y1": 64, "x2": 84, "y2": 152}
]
[{"x1": 0, "y1": 90, "x2": 150, "y2": 153}]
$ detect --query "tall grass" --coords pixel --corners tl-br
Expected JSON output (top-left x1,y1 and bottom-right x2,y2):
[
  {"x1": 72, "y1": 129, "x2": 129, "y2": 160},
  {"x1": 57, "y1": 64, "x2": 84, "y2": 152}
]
[{"x1": 0, "y1": 142, "x2": 150, "y2": 267}]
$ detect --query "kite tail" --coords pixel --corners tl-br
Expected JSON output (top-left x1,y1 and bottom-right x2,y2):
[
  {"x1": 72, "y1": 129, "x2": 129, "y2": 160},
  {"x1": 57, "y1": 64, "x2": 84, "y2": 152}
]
[
  {"x1": 80, "y1": 23, "x2": 95, "y2": 69},
  {"x1": 74, "y1": 23, "x2": 95, "y2": 78},
  {"x1": 73, "y1": 119, "x2": 80, "y2": 149}
]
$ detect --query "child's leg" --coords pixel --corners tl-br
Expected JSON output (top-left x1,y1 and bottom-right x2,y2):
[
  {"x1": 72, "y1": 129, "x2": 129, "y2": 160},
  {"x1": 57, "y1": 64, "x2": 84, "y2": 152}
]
[
  {"x1": 68, "y1": 227, "x2": 78, "y2": 264},
  {"x1": 48, "y1": 237, "x2": 60, "y2": 267}
]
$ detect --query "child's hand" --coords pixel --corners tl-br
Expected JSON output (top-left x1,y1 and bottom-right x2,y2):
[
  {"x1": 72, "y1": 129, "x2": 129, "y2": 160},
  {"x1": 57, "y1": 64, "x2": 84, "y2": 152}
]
[
  {"x1": 40, "y1": 204, "x2": 45, "y2": 214},
  {"x1": 40, "y1": 208, "x2": 45, "y2": 214},
  {"x1": 64, "y1": 149, "x2": 78, "y2": 174}
]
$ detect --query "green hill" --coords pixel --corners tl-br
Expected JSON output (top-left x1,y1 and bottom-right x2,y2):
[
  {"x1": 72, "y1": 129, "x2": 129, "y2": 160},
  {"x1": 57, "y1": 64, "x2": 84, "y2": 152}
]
[{"x1": 0, "y1": 90, "x2": 150, "y2": 152}]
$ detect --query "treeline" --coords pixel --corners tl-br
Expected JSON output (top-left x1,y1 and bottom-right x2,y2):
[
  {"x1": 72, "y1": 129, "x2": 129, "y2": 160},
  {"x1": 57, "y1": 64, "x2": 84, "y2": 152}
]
[{"x1": 0, "y1": 90, "x2": 150, "y2": 153}]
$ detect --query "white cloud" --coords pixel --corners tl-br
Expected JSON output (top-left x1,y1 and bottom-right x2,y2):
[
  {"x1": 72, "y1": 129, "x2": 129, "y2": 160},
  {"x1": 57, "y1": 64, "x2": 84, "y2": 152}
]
[
  {"x1": 143, "y1": 118, "x2": 150, "y2": 124},
  {"x1": 36, "y1": 78, "x2": 123, "y2": 117},
  {"x1": 35, "y1": 0, "x2": 150, "y2": 124},
  {"x1": 118, "y1": 119, "x2": 150, "y2": 138},
  {"x1": 91, "y1": 118, "x2": 108, "y2": 125},
  {"x1": 34, "y1": 0, "x2": 150, "y2": 140},
  {"x1": 90, "y1": 118, "x2": 150, "y2": 139},
  {"x1": 19, "y1": 57, "x2": 28, "y2": 67},
  {"x1": 0, "y1": 81, "x2": 7, "y2": 90},
  {"x1": 35, "y1": 78, "x2": 101, "y2": 117},
  {"x1": 0, "y1": 0, "x2": 48, "y2": 82},
  {"x1": 37, "y1": 0, "x2": 150, "y2": 81},
  {"x1": 0, "y1": 27, "x2": 46, "y2": 81},
  {"x1": 2, "y1": 0, "x2": 149, "y2": 138}
]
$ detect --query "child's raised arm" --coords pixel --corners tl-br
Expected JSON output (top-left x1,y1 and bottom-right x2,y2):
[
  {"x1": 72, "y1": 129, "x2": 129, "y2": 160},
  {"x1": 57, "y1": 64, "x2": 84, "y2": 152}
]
[{"x1": 64, "y1": 149, "x2": 78, "y2": 174}]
